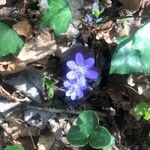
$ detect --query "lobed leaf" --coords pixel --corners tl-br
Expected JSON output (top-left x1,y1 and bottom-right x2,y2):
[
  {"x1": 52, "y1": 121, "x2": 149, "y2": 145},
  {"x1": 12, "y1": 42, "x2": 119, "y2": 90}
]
[
  {"x1": 110, "y1": 20, "x2": 150, "y2": 74},
  {"x1": 40, "y1": 0, "x2": 72, "y2": 35},
  {"x1": 67, "y1": 126, "x2": 88, "y2": 147},
  {"x1": 0, "y1": 22, "x2": 24, "y2": 58},
  {"x1": 4, "y1": 145, "x2": 24, "y2": 150},
  {"x1": 89, "y1": 126, "x2": 112, "y2": 149},
  {"x1": 76, "y1": 111, "x2": 99, "y2": 137}
]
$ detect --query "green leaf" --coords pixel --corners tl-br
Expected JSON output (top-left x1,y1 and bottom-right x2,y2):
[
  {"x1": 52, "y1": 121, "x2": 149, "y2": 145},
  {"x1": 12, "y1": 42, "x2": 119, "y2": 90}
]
[
  {"x1": 43, "y1": 77, "x2": 56, "y2": 99},
  {"x1": 67, "y1": 126, "x2": 88, "y2": 147},
  {"x1": 0, "y1": 22, "x2": 24, "y2": 58},
  {"x1": 134, "y1": 102, "x2": 148, "y2": 116},
  {"x1": 103, "y1": 136, "x2": 115, "y2": 150},
  {"x1": 132, "y1": 20, "x2": 150, "y2": 73},
  {"x1": 4, "y1": 145, "x2": 24, "y2": 150},
  {"x1": 110, "y1": 20, "x2": 150, "y2": 74},
  {"x1": 110, "y1": 36, "x2": 142, "y2": 74},
  {"x1": 144, "y1": 110, "x2": 150, "y2": 120},
  {"x1": 76, "y1": 111, "x2": 99, "y2": 137},
  {"x1": 133, "y1": 101, "x2": 150, "y2": 121},
  {"x1": 89, "y1": 126, "x2": 112, "y2": 149},
  {"x1": 92, "y1": 8, "x2": 100, "y2": 18},
  {"x1": 47, "y1": 87, "x2": 55, "y2": 98},
  {"x1": 40, "y1": 0, "x2": 72, "y2": 35},
  {"x1": 116, "y1": 36, "x2": 130, "y2": 44}
]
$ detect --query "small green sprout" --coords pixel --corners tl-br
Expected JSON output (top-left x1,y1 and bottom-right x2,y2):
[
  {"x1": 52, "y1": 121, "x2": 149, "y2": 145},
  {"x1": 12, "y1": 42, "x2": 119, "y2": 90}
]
[
  {"x1": 132, "y1": 102, "x2": 150, "y2": 121},
  {"x1": 43, "y1": 76, "x2": 57, "y2": 99},
  {"x1": 92, "y1": 8, "x2": 101, "y2": 18}
]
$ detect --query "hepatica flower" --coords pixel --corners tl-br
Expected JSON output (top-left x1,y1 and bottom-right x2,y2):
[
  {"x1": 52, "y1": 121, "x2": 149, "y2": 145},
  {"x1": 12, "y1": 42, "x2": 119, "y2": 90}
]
[
  {"x1": 63, "y1": 80, "x2": 85, "y2": 100},
  {"x1": 66, "y1": 52, "x2": 98, "y2": 86},
  {"x1": 64, "y1": 52, "x2": 98, "y2": 100}
]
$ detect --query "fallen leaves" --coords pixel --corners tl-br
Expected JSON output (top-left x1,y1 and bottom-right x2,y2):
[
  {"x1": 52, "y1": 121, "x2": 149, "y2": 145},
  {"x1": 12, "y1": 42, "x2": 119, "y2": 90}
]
[
  {"x1": 37, "y1": 135, "x2": 55, "y2": 150},
  {"x1": 0, "y1": 29, "x2": 57, "y2": 76},
  {"x1": 13, "y1": 19, "x2": 33, "y2": 38},
  {"x1": 17, "y1": 29, "x2": 57, "y2": 62},
  {"x1": 118, "y1": 0, "x2": 142, "y2": 12}
]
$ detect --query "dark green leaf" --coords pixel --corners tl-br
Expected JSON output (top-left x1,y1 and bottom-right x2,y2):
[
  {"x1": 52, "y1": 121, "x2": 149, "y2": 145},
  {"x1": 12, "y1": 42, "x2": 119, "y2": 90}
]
[
  {"x1": 76, "y1": 111, "x2": 99, "y2": 137},
  {"x1": 40, "y1": 0, "x2": 72, "y2": 35},
  {"x1": 103, "y1": 136, "x2": 115, "y2": 150},
  {"x1": 67, "y1": 126, "x2": 88, "y2": 147},
  {"x1": 89, "y1": 126, "x2": 112, "y2": 149},
  {"x1": 0, "y1": 22, "x2": 24, "y2": 58},
  {"x1": 4, "y1": 145, "x2": 24, "y2": 150}
]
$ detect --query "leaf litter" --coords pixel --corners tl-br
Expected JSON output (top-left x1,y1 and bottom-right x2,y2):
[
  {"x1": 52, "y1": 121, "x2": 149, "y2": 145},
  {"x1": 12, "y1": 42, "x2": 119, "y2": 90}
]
[{"x1": 0, "y1": 0, "x2": 150, "y2": 150}]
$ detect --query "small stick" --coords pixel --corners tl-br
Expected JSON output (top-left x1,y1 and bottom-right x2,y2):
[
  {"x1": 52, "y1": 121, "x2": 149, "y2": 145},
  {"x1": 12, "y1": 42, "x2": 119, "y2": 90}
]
[
  {"x1": 26, "y1": 105, "x2": 111, "y2": 117},
  {"x1": 17, "y1": 119, "x2": 37, "y2": 150}
]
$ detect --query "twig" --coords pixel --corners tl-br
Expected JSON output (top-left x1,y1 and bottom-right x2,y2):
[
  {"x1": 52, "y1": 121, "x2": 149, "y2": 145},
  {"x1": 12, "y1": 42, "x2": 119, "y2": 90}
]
[
  {"x1": 17, "y1": 119, "x2": 37, "y2": 150},
  {"x1": 75, "y1": 14, "x2": 150, "y2": 30},
  {"x1": 26, "y1": 105, "x2": 112, "y2": 117},
  {"x1": 113, "y1": 15, "x2": 150, "y2": 20}
]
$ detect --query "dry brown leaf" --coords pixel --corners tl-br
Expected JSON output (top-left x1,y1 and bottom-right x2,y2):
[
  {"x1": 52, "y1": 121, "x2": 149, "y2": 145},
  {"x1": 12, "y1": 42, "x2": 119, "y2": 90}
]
[
  {"x1": 13, "y1": 19, "x2": 33, "y2": 38},
  {"x1": 0, "y1": 7, "x2": 15, "y2": 17},
  {"x1": 37, "y1": 135, "x2": 55, "y2": 150},
  {"x1": 118, "y1": 0, "x2": 142, "y2": 12},
  {"x1": 17, "y1": 29, "x2": 57, "y2": 62},
  {"x1": 0, "y1": 0, "x2": 6, "y2": 5},
  {"x1": 0, "y1": 59, "x2": 27, "y2": 76},
  {"x1": 12, "y1": 138, "x2": 36, "y2": 150},
  {"x1": 1, "y1": 118, "x2": 39, "y2": 140}
]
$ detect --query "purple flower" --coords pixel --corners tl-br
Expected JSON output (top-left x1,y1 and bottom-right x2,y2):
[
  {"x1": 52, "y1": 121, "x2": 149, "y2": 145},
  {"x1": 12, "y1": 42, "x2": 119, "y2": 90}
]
[
  {"x1": 66, "y1": 53, "x2": 98, "y2": 86},
  {"x1": 92, "y1": 1, "x2": 99, "y2": 9},
  {"x1": 86, "y1": 14, "x2": 93, "y2": 25},
  {"x1": 63, "y1": 80, "x2": 85, "y2": 100}
]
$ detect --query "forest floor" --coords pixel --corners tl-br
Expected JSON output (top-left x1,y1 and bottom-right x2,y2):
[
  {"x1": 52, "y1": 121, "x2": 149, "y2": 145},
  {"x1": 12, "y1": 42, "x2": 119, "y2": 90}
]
[{"x1": 0, "y1": 0, "x2": 150, "y2": 150}]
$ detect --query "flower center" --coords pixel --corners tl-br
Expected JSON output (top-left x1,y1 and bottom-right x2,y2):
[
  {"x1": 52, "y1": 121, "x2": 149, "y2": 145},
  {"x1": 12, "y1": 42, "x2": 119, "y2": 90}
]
[
  {"x1": 74, "y1": 66, "x2": 87, "y2": 76},
  {"x1": 69, "y1": 83, "x2": 79, "y2": 94}
]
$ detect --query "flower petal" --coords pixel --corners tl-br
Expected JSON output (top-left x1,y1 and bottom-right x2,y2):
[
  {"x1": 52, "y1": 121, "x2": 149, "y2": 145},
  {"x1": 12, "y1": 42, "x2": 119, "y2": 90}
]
[
  {"x1": 93, "y1": 2, "x2": 99, "y2": 9},
  {"x1": 63, "y1": 81, "x2": 71, "y2": 88},
  {"x1": 75, "y1": 53, "x2": 84, "y2": 66},
  {"x1": 66, "y1": 61, "x2": 77, "y2": 70},
  {"x1": 85, "y1": 58, "x2": 94, "y2": 69},
  {"x1": 71, "y1": 92, "x2": 76, "y2": 100},
  {"x1": 85, "y1": 70, "x2": 98, "y2": 79},
  {"x1": 77, "y1": 89, "x2": 83, "y2": 98},
  {"x1": 66, "y1": 71, "x2": 77, "y2": 80},
  {"x1": 66, "y1": 89, "x2": 72, "y2": 97},
  {"x1": 77, "y1": 75, "x2": 86, "y2": 87}
]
